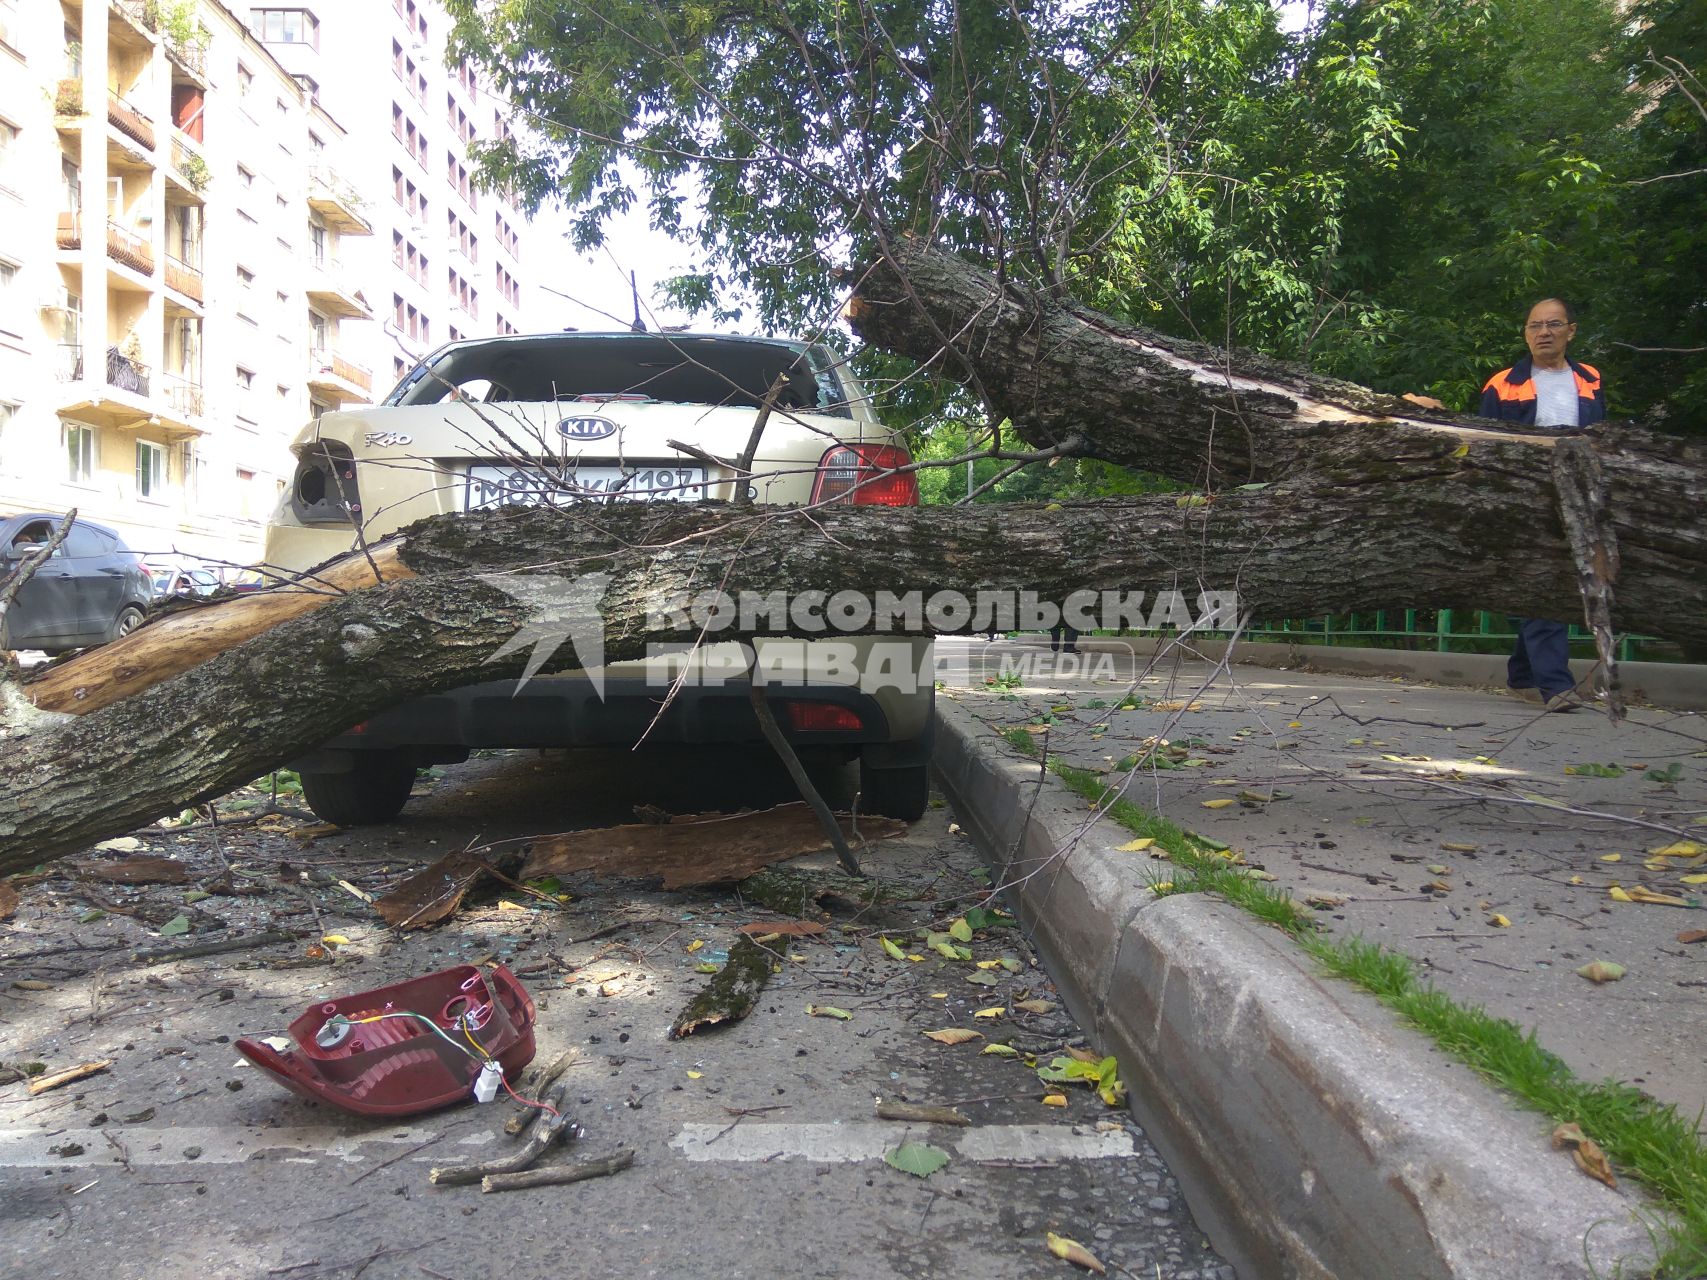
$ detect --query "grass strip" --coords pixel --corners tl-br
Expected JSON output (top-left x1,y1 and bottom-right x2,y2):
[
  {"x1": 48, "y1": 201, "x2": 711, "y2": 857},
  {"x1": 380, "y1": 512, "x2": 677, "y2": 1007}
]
[{"x1": 1042, "y1": 755, "x2": 1707, "y2": 1278}]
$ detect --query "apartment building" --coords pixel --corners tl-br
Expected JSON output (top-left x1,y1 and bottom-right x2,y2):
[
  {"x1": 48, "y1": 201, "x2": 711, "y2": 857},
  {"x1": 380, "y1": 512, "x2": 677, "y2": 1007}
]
[
  {"x1": 244, "y1": 0, "x2": 542, "y2": 395},
  {"x1": 0, "y1": 0, "x2": 544, "y2": 572}
]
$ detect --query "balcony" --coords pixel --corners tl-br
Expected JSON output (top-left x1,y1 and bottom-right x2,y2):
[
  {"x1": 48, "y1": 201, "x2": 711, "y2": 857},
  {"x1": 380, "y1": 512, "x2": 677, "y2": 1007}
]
[
  {"x1": 165, "y1": 254, "x2": 204, "y2": 303},
  {"x1": 111, "y1": 0, "x2": 156, "y2": 37},
  {"x1": 158, "y1": 373, "x2": 206, "y2": 433},
  {"x1": 107, "y1": 91, "x2": 156, "y2": 152},
  {"x1": 55, "y1": 343, "x2": 159, "y2": 429},
  {"x1": 106, "y1": 220, "x2": 156, "y2": 276},
  {"x1": 307, "y1": 167, "x2": 372, "y2": 235},
  {"x1": 308, "y1": 348, "x2": 374, "y2": 405},
  {"x1": 56, "y1": 211, "x2": 82, "y2": 250},
  {"x1": 166, "y1": 35, "x2": 208, "y2": 82},
  {"x1": 169, "y1": 135, "x2": 211, "y2": 198},
  {"x1": 305, "y1": 255, "x2": 371, "y2": 319}
]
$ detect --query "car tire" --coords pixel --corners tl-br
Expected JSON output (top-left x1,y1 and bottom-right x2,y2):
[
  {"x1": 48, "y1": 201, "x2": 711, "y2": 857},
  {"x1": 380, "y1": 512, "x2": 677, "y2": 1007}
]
[
  {"x1": 105, "y1": 605, "x2": 145, "y2": 644},
  {"x1": 859, "y1": 758, "x2": 930, "y2": 821},
  {"x1": 300, "y1": 752, "x2": 418, "y2": 826}
]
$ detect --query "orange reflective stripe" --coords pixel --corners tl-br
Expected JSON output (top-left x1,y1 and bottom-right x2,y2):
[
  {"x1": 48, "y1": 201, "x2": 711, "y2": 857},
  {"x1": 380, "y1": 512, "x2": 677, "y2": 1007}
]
[
  {"x1": 1485, "y1": 368, "x2": 1535, "y2": 402},
  {"x1": 1572, "y1": 364, "x2": 1601, "y2": 397}
]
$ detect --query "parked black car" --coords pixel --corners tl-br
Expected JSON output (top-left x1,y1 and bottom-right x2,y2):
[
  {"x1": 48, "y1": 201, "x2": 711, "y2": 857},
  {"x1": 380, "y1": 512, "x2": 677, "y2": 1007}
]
[{"x1": 0, "y1": 513, "x2": 153, "y2": 653}]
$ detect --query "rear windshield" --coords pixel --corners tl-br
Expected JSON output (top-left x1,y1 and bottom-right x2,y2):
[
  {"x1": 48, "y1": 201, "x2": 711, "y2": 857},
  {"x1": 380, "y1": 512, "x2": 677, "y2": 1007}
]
[{"x1": 387, "y1": 334, "x2": 851, "y2": 417}]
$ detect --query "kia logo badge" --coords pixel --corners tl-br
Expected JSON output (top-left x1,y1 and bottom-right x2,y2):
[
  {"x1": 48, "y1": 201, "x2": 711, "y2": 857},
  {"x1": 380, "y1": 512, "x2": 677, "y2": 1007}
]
[{"x1": 557, "y1": 415, "x2": 618, "y2": 441}]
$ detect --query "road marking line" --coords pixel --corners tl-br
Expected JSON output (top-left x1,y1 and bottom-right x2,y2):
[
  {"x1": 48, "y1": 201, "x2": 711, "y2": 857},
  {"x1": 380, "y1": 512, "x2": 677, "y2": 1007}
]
[
  {"x1": 669, "y1": 1122, "x2": 1134, "y2": 1163},
  {"x1": 0, "y1": 1124, "x2": 495, "y2": 1169}
]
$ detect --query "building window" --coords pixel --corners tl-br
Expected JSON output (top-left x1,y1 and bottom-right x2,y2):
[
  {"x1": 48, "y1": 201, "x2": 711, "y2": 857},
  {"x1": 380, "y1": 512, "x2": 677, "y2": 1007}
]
[
  {"x1": 237, "y1": 264, "x2": 254, "y2": 286},
  {"x1": 236, "y1": 365, "x2": 255, "y2": 390},
  {"x1": 135, "y1": 439, "x2": 165, "y2": 499},
  {"x1": 253, "y1": 8, "x2": 319, "y2": 49},
  {"x1": 238, "y1": 164, "x2": 254, "y2": 188},
  {"x1": 0, "y1": 119, "x2": 17, "y2": 190},
  {"x1": 237, "y1": 63, "x2": 254, "y2": 98},
  {"x1": 67, "y1": 423, "x2": 95, "y2": 482},
  {"x1": 0, "y1": 402, "x2": 15, "y2": 466}
]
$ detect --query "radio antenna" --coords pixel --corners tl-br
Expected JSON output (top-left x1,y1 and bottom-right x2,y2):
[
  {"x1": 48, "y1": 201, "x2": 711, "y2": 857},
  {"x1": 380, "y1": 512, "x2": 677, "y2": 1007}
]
[{"x1": 630, "y1": 271, "x2": 645, "y2": 333}]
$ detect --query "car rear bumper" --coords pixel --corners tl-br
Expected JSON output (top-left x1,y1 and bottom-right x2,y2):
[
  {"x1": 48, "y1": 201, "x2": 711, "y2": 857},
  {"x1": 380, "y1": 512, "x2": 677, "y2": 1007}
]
[{"x1": 289, "y1": 675, "x2": 935, "y2": 772}]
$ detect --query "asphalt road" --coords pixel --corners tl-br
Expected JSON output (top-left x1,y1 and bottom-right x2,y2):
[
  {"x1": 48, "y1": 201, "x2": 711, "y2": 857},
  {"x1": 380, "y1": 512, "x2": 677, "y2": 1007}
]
[{"x1": 0, "y1": 747, "x2": 1234, "y2": 1280}]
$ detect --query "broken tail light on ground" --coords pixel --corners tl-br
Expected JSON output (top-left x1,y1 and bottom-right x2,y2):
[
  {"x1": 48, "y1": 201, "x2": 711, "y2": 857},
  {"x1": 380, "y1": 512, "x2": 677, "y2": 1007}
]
[
  {"x1": 810, "y1": 443, "x2": 919, "y2": 506},
  {"x1": 236, "y1": 964, "x2": 536, "y2": 1117}
]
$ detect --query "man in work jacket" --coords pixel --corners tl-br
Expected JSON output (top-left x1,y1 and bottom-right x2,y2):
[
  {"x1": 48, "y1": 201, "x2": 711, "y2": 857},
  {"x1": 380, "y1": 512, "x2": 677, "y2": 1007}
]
[{"x1": 1479, "y1": 297, "x2": 1606, "y2": 710}]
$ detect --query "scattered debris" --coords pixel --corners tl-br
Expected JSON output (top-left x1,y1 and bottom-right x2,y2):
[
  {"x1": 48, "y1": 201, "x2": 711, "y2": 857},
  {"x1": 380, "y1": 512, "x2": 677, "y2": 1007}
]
[
  {"x1": 736, "y1": 920, "x2": 827, "y2": 937},
  {"x1": 670, "y1": 934, "x2": 776, "y2": 1039},
  {"x1": 1045, "y1": 1231, "x2": 1107, "y2": 1274},
  {"x1": 27, "y1": 1059, "x2": 113, "y2": 1096},
  {"x1": 431, "y1": 1050, "x2": 580, "y2": 1187},
  {"x1": 480, "y1": 1147, "x2": 634, "y2": 1193},
  {"x1": 134, "y1": 928, "x2": 303, "y2": 965},
  {"x1": 0, "y1": 880, "x2": 20, "y2": 920},
  {"x1": 884, "y1": 1141, "x2": 950, "y2": 1178},
  {"x1": 922, "y1": 1028, "x2": 982, "y2": 1046},
  {"x1": 1552, "y1": 1122, "x2": 1617, "y2": 1188},
  {"x1": 1577, "y1": 960, "x2": 1627, "y2": 984},
  {"x1": 875, "y1": 1100, "x2": 970, "y2": 1126},
  {"x1": 75, "y1": 857, "x2": 189, "y2": 885},
  {"x1": 374, "y1": 847, "x2": 498, "y2": 929},
  {"x1": 237, "y1": 964, "x2": 536, "y2": 1117},
  {"x1": 520, "y1": 802, "x2": 909, "y2": 887}
]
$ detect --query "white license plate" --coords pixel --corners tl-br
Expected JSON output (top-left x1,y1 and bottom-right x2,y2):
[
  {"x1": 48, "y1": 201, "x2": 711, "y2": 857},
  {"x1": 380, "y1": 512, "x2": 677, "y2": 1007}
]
[{"x1": 463, "y1": 464, "x2": 709, "y2": 509}]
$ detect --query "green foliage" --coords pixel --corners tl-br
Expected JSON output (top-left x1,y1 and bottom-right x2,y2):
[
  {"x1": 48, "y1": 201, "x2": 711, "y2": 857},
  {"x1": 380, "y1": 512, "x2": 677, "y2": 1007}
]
[{"x1": 447, "y1": 0, "x2": 1707, "y2": 443}]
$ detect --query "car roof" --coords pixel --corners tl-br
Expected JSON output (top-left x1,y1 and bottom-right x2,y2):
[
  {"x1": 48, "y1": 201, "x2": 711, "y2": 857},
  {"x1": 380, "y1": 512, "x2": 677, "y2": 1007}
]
[{"x1": 2, "y1": 512, "x2": 122, "y2": 539}]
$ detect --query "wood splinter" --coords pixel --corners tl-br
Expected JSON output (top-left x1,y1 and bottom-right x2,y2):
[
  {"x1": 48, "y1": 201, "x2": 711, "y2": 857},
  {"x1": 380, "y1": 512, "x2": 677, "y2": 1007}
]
[
  {"x1": 28, "y1": 1059, "x2": 113, "y2": 1095},
  {"x1": 481, "y1": 1148, "x2": 634, "y2": 1193},
  {"x1": 429, "y1": 1050, "x2": 579, "y2": 1186}
]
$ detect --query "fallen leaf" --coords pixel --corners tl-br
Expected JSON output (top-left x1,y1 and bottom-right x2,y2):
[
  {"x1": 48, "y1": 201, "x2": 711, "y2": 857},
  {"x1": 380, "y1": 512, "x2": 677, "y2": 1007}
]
[
  {"x1": 922, "y1": 1028, "x2": 983, "y2": 1046},
  {"x1": 694, "y1": 962, "x2": 719, "y2": 974},
  {"x1": 1426, "y1": 864, "x2": 1449, "y2": 875},
  {"x1": 1682, "y1": 875, "x2": 1707, "y2": 886},
  {"x1": 1573, "y1": 1140, "x2": 1617, "y2": 1188},
  {"x1": 1201, "y1": 798, "x2": 1235, "y2": 809},
  {"x1": 291, "y1": 823, "x2": 343, "y2": 841},
  {"x1": 1305, "y1": 893, "x2": 1347, "y2": 909},
  {"x1": 1675, "y1": 930, "x2": 1707, "y2": 944},
  {"x1": 948, "y1": 917, "x2": 974, "y2": 943},
  {"x1": 0, "y1": 881, "x2": 17, "y2": 921},
  {"x1": 879, "y1": 935, "x2": 906, "y2": 960},
  {"x1": 1287, "y1": 720, "x2": 1303, "y2": 729},
  {"x1": 805, "y1": 1005, "x2": 851, "y2": 1020},
  {"x1": 1013, "y1": 999, "x2": 1054, "y2": 1015},
  {"x1": 1488, "y1": 913, "x2": 1511, "y2": 927},
  {"x1": 320, "y1": 934, "x2": 351, "y2": 948},
  {"x1": 1440, "y1": 842, "x2": 1479, "y2": 853},
  {"x1": 687, "y1": 939, "x2": 705, "y2": 953},
  {"x1": 1568, "y1": 875, "x2": 1585, "y2": 886},
  {"x1": 598, "y1": 981, "x2": 622, "y2": 997},
  {"x1": 981, "y1": 1043, "x2": 1019, "y2": 1057},
  {"x1": 973, "y1": 1007, "x2": 1005, "y2": 1019},
  {"x1": 1045, "y1": 1233, "x2": 1107, "y2": 1275},
  {"x1": 1608, "y1": 886, "x2": 1633, "y2": 902},
  {"x1": 965, "y1": 971, "x2": 1002, "y2": 987},
  {"x1": 93, "y1": 836, "x2": 143, "y2": 853},
  {"x1": 1648, "y1": 840, "x2": 1706, "y2": 859},
  {"x1": 884, "y1": 1142, "x2": 949, "y2": 1178},
  {"x1": 1425, "y1": 880, "x2": 1453, "y2": 893},
  {"x1": 1577, "y1": 961, "x2": 1626, "y2": 983},
  {"x1": 1116, "y1": 838, "x2": 1156, "y2": 852},
  {"x1": 158, "y1": 915, "x2": 190, "y2": 937},
  {"x1": 686, "y1": 1070, "x2": 703, "y2": 1079},
  {"x1": 1599, "y1": 854, "x2": 1623, "y2": 863},
  {"x1": 1041, "y1": 1093, "x2": 1068, "y2": 1107},
  {"x1": 1626, "y1": 886, "x2": 1693, "y2": 907}
]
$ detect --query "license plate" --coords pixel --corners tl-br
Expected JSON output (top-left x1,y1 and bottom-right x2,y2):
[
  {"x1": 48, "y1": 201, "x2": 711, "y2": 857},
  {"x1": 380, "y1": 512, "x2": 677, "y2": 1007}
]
[{"x1": 463, "y1": 464, "x2": 709, "y2": 509}]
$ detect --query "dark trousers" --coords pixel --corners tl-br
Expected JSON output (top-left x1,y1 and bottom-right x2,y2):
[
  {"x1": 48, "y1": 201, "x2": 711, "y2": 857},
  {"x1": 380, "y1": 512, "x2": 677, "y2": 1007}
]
[
  {"x1": 1508, "y1": 618, "x2": 1573, "y2": 698},
  {"x1": 1050, "y1": 622, "x2": 1079, "y2": 653}
]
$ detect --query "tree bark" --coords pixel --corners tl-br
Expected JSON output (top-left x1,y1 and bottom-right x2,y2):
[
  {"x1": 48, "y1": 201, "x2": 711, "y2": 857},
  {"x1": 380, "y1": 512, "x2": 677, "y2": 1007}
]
[{"x1": 3, "y1": 239, "x2": 1707, "y2": 870}]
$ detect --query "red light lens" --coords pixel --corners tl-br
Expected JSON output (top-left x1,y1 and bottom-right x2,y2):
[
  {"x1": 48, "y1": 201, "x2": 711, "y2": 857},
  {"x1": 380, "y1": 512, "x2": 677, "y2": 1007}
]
[
  {"x1": 783, "y1": 701, "x2": 864, "y2": 732},
  {"x1": 810, "y1": 444, "x2": 918, "y2": 506}
]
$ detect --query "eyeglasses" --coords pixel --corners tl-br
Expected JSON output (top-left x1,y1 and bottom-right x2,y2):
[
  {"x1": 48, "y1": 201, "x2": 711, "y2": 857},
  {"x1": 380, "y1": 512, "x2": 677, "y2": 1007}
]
[{"x1": 1525, "y1": 319, "x2": 1571, "y2": 332}]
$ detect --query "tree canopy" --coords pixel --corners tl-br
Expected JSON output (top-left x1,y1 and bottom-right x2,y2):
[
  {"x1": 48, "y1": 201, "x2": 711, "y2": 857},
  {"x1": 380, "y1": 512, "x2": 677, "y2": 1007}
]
[{"x1": 445, "y1": 0, "x2": 1706, "y2": 427}]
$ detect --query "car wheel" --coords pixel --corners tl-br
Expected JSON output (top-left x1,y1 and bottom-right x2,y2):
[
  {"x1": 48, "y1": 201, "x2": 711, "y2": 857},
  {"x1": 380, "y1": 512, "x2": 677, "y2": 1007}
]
[
  {"x1": 105, "y1": 605, "x2": 145, "y2": 644},
  {"x1": 299, "y1": 752, "x2": 418, "y2": 826},
  {"x1": 858, "y1": 758, "x2": 930, "y2": 821}
]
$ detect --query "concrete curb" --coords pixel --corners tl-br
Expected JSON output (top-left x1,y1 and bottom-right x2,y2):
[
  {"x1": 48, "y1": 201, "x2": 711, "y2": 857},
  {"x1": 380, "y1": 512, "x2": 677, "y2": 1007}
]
[
  {"x1": 1058, "y1": 636, "x2": 1707, "y2": 712},
  {"x1": 933, "y1": 695, "x2": 1661, "y2": 1280}
]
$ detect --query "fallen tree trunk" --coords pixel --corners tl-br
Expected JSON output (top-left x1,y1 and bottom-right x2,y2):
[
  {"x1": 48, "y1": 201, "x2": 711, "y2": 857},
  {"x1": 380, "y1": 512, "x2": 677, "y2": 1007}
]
[{"x1": 3, "y1": 241, "x2": 1706, "y2": 870}]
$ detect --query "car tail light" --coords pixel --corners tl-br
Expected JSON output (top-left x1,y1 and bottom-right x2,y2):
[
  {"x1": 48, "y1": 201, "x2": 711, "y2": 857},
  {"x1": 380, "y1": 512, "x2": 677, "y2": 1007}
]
[
  {"x1": 810, "y1": 444, "x2": 918, "y2": 506},
  {"x1": 290, "y1": 442, "x2": 362, "y2": 526},
  {"x1": 783, "y1": 701, "x2": 864, "y2": 733}
]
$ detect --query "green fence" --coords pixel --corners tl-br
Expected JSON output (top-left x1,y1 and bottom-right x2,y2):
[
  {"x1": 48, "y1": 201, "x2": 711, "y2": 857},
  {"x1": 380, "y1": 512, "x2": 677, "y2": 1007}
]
[{"x1": 1236, "y1": 610, "x2": 1660, "y2": 662}]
